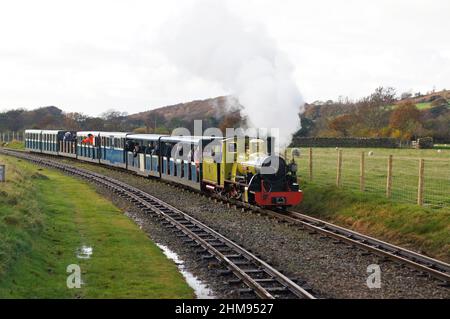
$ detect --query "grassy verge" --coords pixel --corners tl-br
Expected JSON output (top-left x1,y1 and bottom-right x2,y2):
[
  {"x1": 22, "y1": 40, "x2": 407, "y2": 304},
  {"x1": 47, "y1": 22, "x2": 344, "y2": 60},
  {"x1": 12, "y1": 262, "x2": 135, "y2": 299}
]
[
  {"x1": 295, "y1": 181, "x2": 450, "y2": 262},
  {"x1": 0, "y1": 155, "x2": 194, "y2": 298},
  {"x1": 1, "y1": 140, "x2": 24, "y2": 150}
]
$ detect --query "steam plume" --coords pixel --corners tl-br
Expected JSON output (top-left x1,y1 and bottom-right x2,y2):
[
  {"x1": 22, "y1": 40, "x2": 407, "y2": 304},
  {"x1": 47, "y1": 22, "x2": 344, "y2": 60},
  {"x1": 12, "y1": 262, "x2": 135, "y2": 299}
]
[{"x1": 159, "y1": 0, "x2": 304, "y2": 146}]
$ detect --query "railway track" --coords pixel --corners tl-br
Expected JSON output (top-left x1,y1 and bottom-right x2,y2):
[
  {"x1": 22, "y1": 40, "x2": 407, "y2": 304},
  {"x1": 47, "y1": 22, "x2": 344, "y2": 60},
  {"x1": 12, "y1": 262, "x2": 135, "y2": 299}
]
[
  {"x1": 0, "y1": 148, "x2": 315, "y2": 299},
  {"x1": 4, "y1": 149, "x2": 449, "y2": 288},
  {"x1": 266, "y1": 209, "x2": 450, "y2": 284}
]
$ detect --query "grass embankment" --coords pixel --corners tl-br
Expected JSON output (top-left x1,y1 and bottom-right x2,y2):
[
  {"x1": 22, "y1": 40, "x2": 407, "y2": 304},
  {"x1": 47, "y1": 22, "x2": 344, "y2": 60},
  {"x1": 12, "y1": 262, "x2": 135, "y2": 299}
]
[
  {"x1": 0, "y1": 155, "x2": 193, "y2": 298},
  {"x1": 1, "y1": 140, "x2": 24, "y2": 150},
  {"x1": 295, "y1": 181, "x2": 450, "y2": 262}
]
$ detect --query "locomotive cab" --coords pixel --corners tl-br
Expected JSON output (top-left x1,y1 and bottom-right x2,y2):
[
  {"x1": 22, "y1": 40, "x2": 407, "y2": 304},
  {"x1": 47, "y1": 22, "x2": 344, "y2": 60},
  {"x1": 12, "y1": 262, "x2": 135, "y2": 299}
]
[{"x1": 202, "y1": 136, "x2": 303, "y2": 208}]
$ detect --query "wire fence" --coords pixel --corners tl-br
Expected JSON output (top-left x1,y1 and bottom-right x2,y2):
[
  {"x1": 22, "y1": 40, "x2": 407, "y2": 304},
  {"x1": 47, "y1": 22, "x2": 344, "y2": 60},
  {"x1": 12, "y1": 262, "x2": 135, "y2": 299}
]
[
  {"x1": 0, "y1": 131, "x2": 24, "y2": 143},
  {"x1": 289, "y1": 147, "x2": 450, "y2": 209}
]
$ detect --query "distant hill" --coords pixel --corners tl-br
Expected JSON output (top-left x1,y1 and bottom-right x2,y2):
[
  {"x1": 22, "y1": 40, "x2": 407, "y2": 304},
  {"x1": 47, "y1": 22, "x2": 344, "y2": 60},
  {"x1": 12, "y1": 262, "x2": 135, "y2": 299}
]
[
  {"x1": 125, "y1": 96, "x2": 244, "y2": 133},
  {"x1": 0, "y1": 96, "x2": 245, "y2": 133},
  {"x1": 0, "y1": 106, "x2": 65, "y2": 131},
  {"x1": 389, "y1": 89, "x2": 450, "y2": 110},
  {"x1": 296, "y1": 88, "x2": 450, "y2": 142},
  {"x1": 406, "y1": 89, "x2": 450, "y2": 105},
  {"x1": 128, "y1": 96, "x2": 238, "y2": 122}
]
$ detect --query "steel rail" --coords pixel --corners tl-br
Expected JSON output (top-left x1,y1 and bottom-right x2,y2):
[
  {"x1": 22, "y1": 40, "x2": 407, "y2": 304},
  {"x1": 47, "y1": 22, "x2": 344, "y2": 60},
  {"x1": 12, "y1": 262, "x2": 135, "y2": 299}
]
[{"x1": 264, "y1": 209, "x2": 450, "y2": 284}]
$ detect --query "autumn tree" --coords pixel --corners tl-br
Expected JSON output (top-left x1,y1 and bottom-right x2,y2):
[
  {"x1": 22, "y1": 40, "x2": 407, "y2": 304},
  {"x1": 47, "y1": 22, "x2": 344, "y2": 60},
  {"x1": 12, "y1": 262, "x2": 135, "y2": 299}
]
[
  {"x1": 328, "y1": 114, "x2": 357, "y2": 136},
  {"x1": 355, "y1": 87, "x2": 396, "y2": 134},
  {"x1": 389, "y1": 101, "x2": 422, "y2": 140}
]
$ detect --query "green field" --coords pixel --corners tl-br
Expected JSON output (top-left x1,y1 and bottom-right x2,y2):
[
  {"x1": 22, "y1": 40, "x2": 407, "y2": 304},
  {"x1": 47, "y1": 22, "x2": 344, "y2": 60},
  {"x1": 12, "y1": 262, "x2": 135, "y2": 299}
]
[
  {"x1": 0, "y1": 155, "x2": 194, "y2": 298},
  {"x1": 387, "y1": 102, "x2": 436, "y2": 110},
  {"x1": 415, "y1": 102, "x2": 433, "y2": 109},
  {"x1": 289, "y1": 147, "x2": 450, "y2": 208}
]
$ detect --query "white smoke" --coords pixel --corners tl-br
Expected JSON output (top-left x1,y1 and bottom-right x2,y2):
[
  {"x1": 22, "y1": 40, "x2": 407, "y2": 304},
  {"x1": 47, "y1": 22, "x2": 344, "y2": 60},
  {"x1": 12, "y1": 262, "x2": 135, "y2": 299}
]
[{"x1": 158, "y1": 0, "x2": 304, "y2": 146}]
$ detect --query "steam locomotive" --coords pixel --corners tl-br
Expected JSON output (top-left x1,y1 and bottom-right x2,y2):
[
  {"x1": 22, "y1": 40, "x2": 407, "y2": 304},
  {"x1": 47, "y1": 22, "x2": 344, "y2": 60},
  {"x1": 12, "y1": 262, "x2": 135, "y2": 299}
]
[{"x1": 24, "y1": 129, "x2": 303, "y2": 208}]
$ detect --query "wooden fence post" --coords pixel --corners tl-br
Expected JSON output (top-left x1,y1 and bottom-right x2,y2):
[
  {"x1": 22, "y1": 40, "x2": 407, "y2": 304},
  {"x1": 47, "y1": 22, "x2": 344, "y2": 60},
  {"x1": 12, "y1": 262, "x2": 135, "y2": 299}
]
[
  {"x1": 336, "y1": 150, "x2": 342, "y2": 187},
  {"x1": 417, "y1": 159, "x2": 425, "y2": 206},
  {"x1": 309, "y1": 147, "x2": 313, "y2": 181},
  {"x1": 386, "y1": 155, "x2": 393, "y2": 198},
  {"x1": 360, "y1": 152, "x2": 365, "y2": 191}
]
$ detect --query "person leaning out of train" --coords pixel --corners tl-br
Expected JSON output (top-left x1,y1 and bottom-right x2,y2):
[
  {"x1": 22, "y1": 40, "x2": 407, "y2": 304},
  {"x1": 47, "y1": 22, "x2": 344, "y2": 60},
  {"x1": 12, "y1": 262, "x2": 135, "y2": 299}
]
[
  {"x1": 133, "y1": 144, "x2": 140, "y2": 157},
  {"x1": 63, "y1": 131, "x2": 72, "y2": 141},
  {"x1": 82, "y1": 134, "x2": 94, "y2": 145}
]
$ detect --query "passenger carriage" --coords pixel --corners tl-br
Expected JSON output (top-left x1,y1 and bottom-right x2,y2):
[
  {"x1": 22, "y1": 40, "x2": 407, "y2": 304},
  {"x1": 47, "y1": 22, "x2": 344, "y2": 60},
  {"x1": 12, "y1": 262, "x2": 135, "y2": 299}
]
[
  {"x1": 99, "y1": 132, "x2": 128, "y2": 169},
  {"x1": 125, "y1": 134, "x2": 167, "y2": 177},
  {"x1": 159, "y1": 136, "x2": 220, "y2": 190},
  {"x1": 25, "y1": 129, "x2": 42, "y2": 153},
  {"x1": 58, "y1": 131, "x2": 77, "y2": 159},
  {"x1": 77, "y1": 131, "x2": 101, "y2": 163},
  {"x1": 41, "y1": 130, "x2": 65, "y2": 155}
]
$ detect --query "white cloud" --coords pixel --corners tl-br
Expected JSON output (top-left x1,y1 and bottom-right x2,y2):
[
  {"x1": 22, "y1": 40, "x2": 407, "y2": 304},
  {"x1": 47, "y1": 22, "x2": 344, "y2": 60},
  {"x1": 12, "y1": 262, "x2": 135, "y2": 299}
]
[{"x1": 0, "y1": 0, "x2": 449, "y2": 115}]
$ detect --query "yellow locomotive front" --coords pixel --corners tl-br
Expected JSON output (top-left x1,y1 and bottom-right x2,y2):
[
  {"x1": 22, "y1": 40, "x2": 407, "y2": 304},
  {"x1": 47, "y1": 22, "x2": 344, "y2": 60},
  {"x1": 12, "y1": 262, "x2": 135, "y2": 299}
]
[{"x1": 201, "y1": 137, "x2": 303, "y2": 208}]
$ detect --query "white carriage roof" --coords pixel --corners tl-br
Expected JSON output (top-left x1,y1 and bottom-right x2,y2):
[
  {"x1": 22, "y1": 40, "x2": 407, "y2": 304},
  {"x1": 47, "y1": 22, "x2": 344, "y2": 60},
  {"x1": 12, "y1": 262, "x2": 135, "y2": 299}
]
[
  {"x1": 160, "y1": 136, "x2": 224, "y2": 144},
  {"x1": 77, "y1": 131, "x2": 102, "y2": 136},
  {"x1": 126, "y1": 134, "x2": 168, "y2": 141},
  {"x1": 41, "y1": 130, "x2": 64, "y2": 134},
  {"x1": 98, "y1": 131, "x2": 129, "y2": 138},
  {"x1": 25, "y1": 129, "x2": 42, "y2": 133}
]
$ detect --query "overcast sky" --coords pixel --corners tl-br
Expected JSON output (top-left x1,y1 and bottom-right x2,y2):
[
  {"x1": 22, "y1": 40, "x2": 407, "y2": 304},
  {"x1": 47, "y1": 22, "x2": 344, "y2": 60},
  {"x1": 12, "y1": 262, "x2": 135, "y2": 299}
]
[{"x1": 0, "y1": 0, "x2": 449, "y2": 116}]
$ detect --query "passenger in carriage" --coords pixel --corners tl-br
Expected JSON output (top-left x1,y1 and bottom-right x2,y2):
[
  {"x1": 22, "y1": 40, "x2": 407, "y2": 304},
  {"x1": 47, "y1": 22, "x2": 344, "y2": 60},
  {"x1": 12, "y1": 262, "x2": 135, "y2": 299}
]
[
  {"x1": 164, "y1": 143, "x2": 173, "y2": 158},
  {"x1": 82, "y1": 134, "x2": 94, "y2": 145},
  {"x1": 133, "y1": 143, "x2": 140, "y2": 157},
  {"x1": 125, "y1": 140, "x2": 134, "y2": 151},
  {"x1": 145, "y1": 142, "x2": 154, "y2": 155},
  {"x1": 63, "y1": 131, "x2": 72, "y2": 141},
  {"x1": 151, "y1": 142, "x2": 159, "y2": 156}
]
